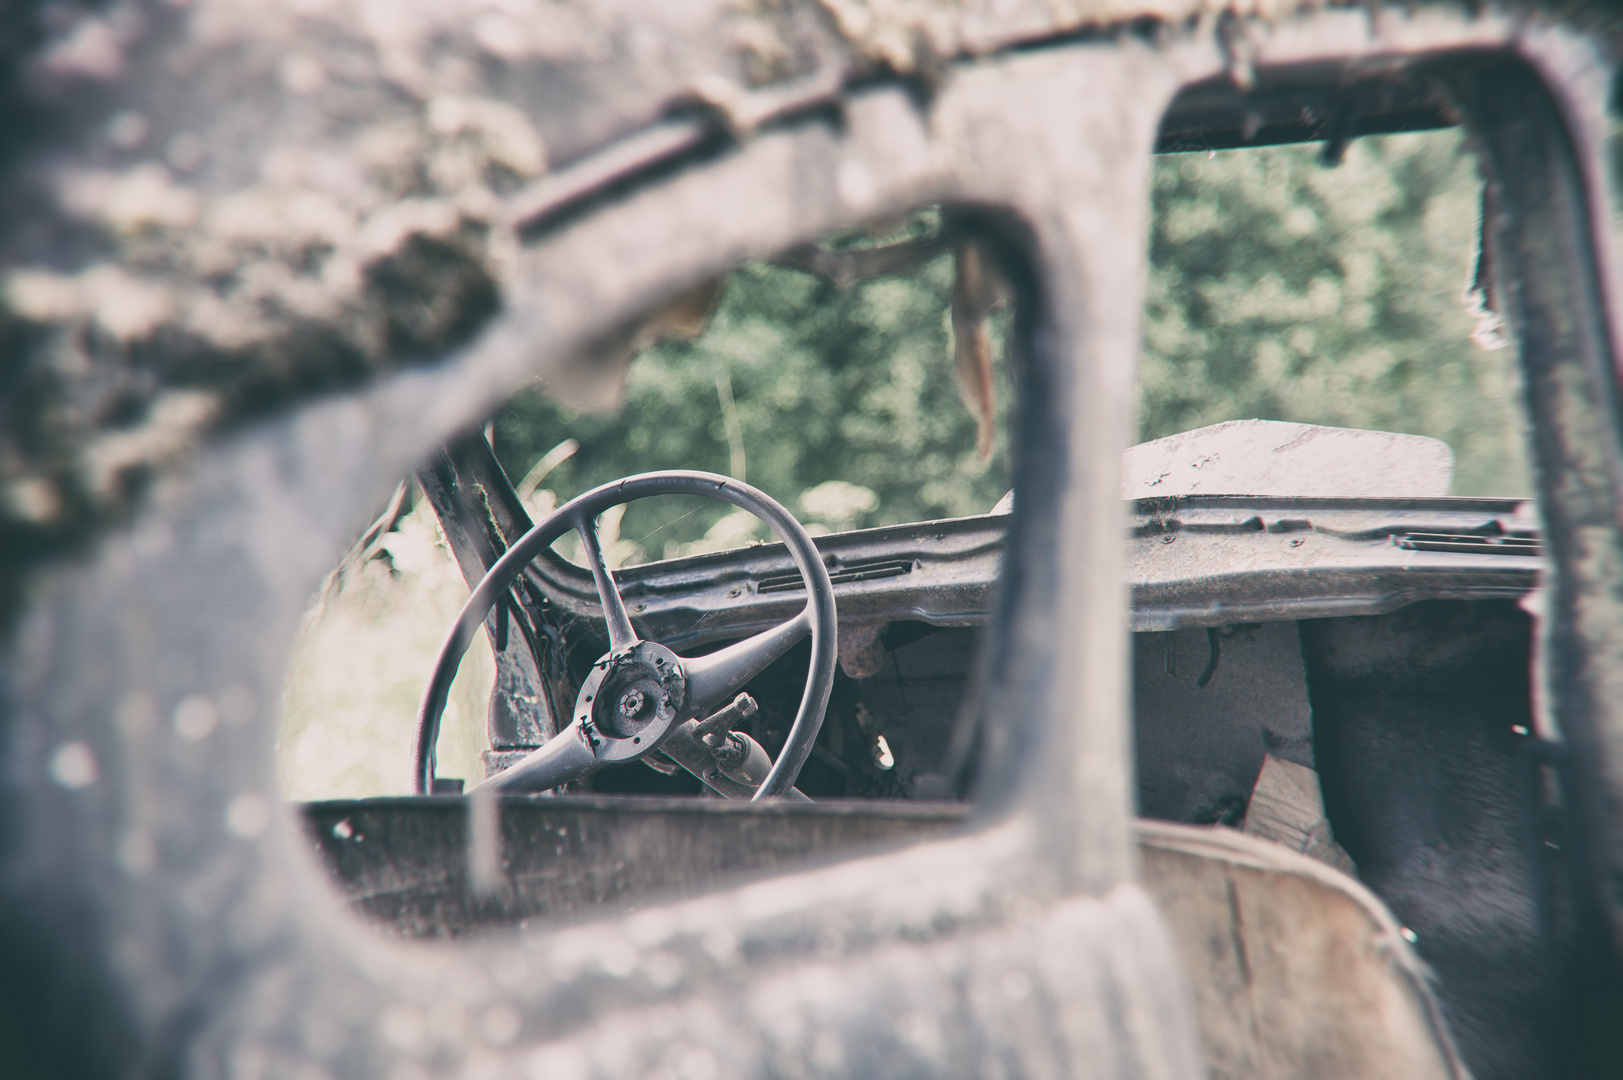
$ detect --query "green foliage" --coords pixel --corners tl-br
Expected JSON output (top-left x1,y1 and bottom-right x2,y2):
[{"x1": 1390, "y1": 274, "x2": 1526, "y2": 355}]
[
  {"x1": 497, "y1": 127, "x2": 1530, "y2": 541},
  {"x1": 1141, "y1": 130, "x2": 1531, "y2": 497},
  {"x1": 493, "y1": 249, "x2": 1013, "y2": 562},
  {"x1": 278, "y1": 497, "x2": 492, "y2": 798}
]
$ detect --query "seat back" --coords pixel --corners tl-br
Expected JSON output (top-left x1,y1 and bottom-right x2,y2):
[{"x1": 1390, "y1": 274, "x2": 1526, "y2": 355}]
[{"x1": 1141, "y1": 822, "x2": 1469, "y2": 1080}]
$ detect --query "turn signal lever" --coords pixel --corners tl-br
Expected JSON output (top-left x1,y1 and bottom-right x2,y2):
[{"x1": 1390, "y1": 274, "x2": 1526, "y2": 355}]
[{"x1": 661, "y1": 694, "x2": 810, "y2": 801}]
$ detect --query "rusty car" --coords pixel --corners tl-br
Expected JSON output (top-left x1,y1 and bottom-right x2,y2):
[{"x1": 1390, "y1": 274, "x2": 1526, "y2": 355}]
[{"x1": 4, "y1": 3, "x2": 1623, "y2": 1079}]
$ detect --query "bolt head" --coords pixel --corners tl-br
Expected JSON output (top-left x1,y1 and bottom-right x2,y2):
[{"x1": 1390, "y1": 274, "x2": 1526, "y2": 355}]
[{"x1": 619, "y1": 688, "x2": 648, "y2": 718}]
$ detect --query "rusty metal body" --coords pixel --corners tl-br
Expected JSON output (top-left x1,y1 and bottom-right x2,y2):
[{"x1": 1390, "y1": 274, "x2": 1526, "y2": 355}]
[{"x1": 3, "y1": 3, "x2": 1623, "y2": 1078}]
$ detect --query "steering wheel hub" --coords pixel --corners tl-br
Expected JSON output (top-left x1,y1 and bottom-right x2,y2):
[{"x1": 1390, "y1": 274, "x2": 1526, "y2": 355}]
[{"x1": 575, "y1": 640, "x2": 686, "y2": 760}]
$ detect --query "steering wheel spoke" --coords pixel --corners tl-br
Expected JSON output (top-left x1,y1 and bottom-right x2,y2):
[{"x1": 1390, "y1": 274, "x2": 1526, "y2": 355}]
[
  {"x1": 472, "y1": 720, "x2": 598, "y2": 793},
  {"x1": 573, "y1": 509, "x2": 639, "y2": 654},
  {"x1": 682, "y1": 608, "x2": 813, "y2": 715}
]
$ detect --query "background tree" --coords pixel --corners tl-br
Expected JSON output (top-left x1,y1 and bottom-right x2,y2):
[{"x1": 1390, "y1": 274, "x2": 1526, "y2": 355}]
[
  {"x1": 494, "y1": 126, "x2": 1528, "y2": 563},
  {"x1": 1139, "y1": 128, "x2": 1528, "y2": 497}
]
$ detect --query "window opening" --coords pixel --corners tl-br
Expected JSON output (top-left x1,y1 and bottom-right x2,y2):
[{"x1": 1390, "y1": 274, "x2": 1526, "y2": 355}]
[
  {"x1": 1140, "y1": 126, "x2": 1530, "y2": 497},
  {"x1": 278, "y1": 205, "x2": 1017, "y2": 805}
]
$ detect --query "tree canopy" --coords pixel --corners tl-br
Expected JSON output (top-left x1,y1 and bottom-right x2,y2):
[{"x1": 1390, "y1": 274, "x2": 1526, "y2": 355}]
[
  {"x1": 1139, "y1": 127, "x2": 1528, "y2": 497},
  {"x1": 492, "y1": 125, "x2": 1528, "y2": 569}
]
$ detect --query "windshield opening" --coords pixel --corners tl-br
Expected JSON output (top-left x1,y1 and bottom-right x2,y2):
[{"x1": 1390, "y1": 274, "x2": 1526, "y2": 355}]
[{"x1": 1139, "y1": 125, "x2": 1530, "y2": 498}]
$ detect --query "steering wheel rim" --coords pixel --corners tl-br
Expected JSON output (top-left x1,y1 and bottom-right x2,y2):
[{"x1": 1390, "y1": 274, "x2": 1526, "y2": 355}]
[{"x1": 413, "y1": 470, "x2": 838, "y2": 800}]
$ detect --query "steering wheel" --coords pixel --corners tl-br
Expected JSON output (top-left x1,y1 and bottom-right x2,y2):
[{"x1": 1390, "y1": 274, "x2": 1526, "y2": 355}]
[{"x1": 413, "y1": 471, "x2": 838, "y2": 800}]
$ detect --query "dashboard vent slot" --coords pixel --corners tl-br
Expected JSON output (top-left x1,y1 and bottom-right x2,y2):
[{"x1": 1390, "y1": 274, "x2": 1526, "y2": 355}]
[
  {"x1": 1394, "y1": 533, "x2": 1542, "y2": 557},
  {"x1": 758, "y1": 558, "x2": 914, "y2": 593}
]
